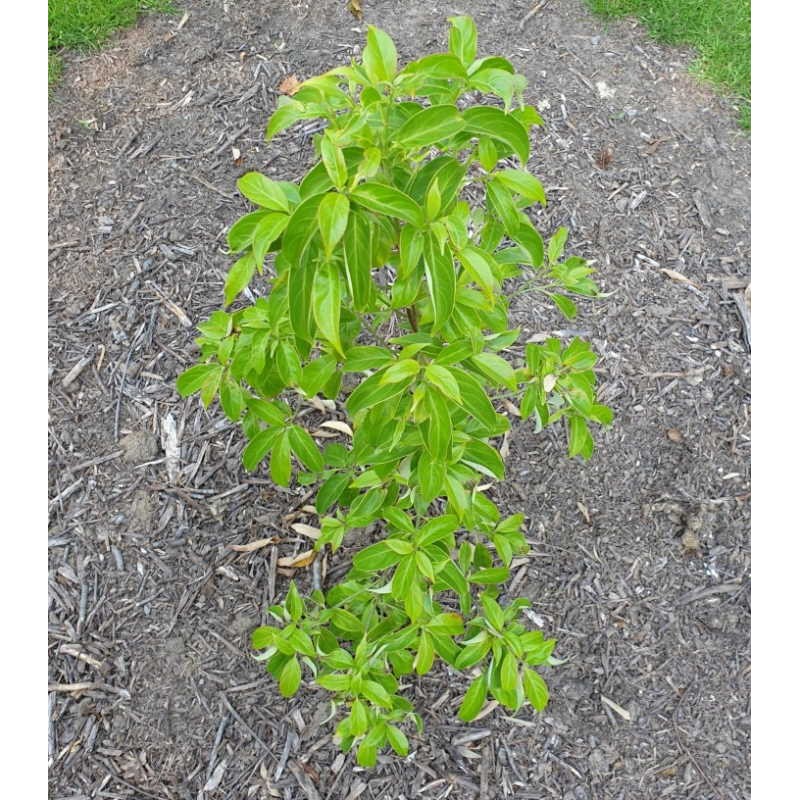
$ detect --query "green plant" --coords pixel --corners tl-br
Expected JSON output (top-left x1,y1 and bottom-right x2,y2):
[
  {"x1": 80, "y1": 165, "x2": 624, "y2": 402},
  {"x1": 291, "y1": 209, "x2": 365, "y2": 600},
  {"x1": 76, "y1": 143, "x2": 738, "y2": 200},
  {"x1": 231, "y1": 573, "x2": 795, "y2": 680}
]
[{"x1": 178, "y1": 17, "x2": 612, "y2": 765}]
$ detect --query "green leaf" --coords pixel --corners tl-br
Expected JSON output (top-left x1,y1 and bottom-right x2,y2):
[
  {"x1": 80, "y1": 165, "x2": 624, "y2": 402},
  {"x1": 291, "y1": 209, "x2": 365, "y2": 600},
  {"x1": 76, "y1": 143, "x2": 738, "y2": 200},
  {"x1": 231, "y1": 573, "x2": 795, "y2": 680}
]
[
  {"x1": 299, "y1": 354, "x2": 338, "y2": 397},
  {"x1": 515, "y1": 217, "x2": 545, "y2": 267},
  {"x1": 486, "y1": 179, "x2": 520, "y2": 235},
  {"x1": 477, "y1": 137, "x2": 498, "y2": 171},
  {"x1": 522, "y1": 668, "x2": 549, "y2": 712},
  {"x1": 462, "y1": 439, "x2": 505, "y2": 480},
  {"x1": 470, "y1": 352, "x2": 517, "y2": 391},
  {"x1": 288, "y1": 426, "x2": 324, "y2": 472},
  {"x1": 242, "y1": 427, "x2": 282, "y2": 472},
  {"x1": 317, "y1": 193, "x2": 350, "y2": 258},
  {"x1": 227, "y1": 211, "x2": 268, "y2": 252},
  {"x1": 463, "y1": 106, "x2": 530, "y2": 164},
  {"x1": 459, "y1": 246, "x2": 498, "y2": 298},
  {"x1": 458, "y1": 673, "x2": 488, "y2": 722},
  {"x1": 481, "y1": 594, "x2": 505, "y2": 631},
  {"x1": 351, "y1": 181, "x2": 425, "y2": 227},
  {"x1": 426, "y1": 612, "x2": 464, "y2": 636},
  {"x1": 417, "y1": 451, "x2": 446, "y2": 505},
  {"x1": 356, "y1": 740, "x2": 378, "y2": 768},
  {"x1": 424, "y1": 387, "x2": 452, "y2": 460},
  {"x1": 276, "y1": 340, "x2": 302, "y2": 385},
  {"x1": 286, "y1": 580, "x2": 303, "y2": 622},
  {"x1": 353, "y1": 541, "x2": 403, "y2": 572},
  {"x1": 344, "y1": 346, "x2": 395, "y2": 372},
  {"x1": 551, "y1": 294, "x2": 577, "y2": 320},
  {"x1": 469, "y1": 68, "x2": 527, "y2": 110},
  {"x1": 330, "y1": 608, "x2": 363, "y2": 636},
  {"x1": 319, "y1": 136, "x2": 348, "y2": 190},
  {"x1": 177, "y1": 364, "x2": 218, "y2": 397},
  {"x1": 449, "y1": 367, "x2": 498, "y2": 429},
  {"x1": 252, "y1": 212, "x2": 290, "y2": 268},
  {"x1": 424, "y1": 364, "x2": 461, "y2": 403},
  {"x1": 392, "y1": 555, "x2": 417, "y2": 598},
  {"x1": 414, "y1": 630, "x2": 436, "y2": 675},
  {"x1": 568, "y1": 415, "x2": 589, "y2": 457},
  {"x1": 495, "y1": 168, "x2": 547, "y2": 206},
  {"x1": 342, "y1": 212, "x2": 374, "y2": 310},
  {"x1": 500, "y1": 652, "x2": 519, "y2": 692},
  {"x1": 378, "y1": 358, "x2": 418, "y2": 385},
  {"x1": 423, "y1": 234, "x2": 456, "y2": 333},
  {"x1": 199, "y1": 366, "x2": 223, "y2": 408},
  {"x1": 346, "y1": 370, "x2": 414, "y2": 416},
  {"x1": 316, "y1": 472, "x2": 351, "y2": 513},
  {"x1": 279, "y1": 656, "x2": 301, "y2": 697},
  {"x1": 417, "y1": 515, "x2": 459, "y2": 548},
  {"x1": 548, "y1": 226, "x2": 569, "y2": 264},
  {"x1": 317, "y1": 673, "x2": 352, "y2": 692},
  {"x1": 468, "y1": 567, "x2": 510, "y2": 585},
  {"x1": 362, "y1": 680, "x2": 393, "y2": 708},
  {"x1": 363, "y1": 25, "x2": 397, "y2": 83},
  {"x1": 237, "y1": 172, "x2": 290, "y2": 212},
  {"x1": 266, "y1": 97, "x2": 305, "y2": 139},
  {"x1": 220, "y1": 376, "x2": 245, "y2": 420},
  {"x1": 312, "y1": 261, "x2": 344, "y2": 356},
  {"x1": 251, "y1": 626, "x2": 275, "y2": 649},
  {"x1": 386, "y1": 725, "x2": 409, "y2": 757},
  {"x1": 448, "y1": 16, "x2": 477, "y2": 66},
  {"x1": 395, "y1": 105, "x2": 465, "y2": 150},
  {"x1": 270, "y1": 430, "x2": 292, "y2": 487}
]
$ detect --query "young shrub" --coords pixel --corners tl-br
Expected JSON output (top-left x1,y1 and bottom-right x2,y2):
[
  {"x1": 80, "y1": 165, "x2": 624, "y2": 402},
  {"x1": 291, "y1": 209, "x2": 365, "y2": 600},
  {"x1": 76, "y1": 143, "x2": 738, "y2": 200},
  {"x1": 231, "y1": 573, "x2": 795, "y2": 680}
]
[{"x1": 178, "y1": 17, "x2": 612, "y2": 765}]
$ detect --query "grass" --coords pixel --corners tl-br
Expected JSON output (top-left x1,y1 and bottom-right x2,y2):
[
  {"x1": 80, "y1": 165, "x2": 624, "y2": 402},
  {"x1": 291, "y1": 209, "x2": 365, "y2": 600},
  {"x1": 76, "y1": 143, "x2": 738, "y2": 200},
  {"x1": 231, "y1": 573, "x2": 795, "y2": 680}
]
[
  {"x1": 48, "y1": 0, "x2": 174, "y2": 87},
  {"x1": 585, "y1": 0, "x2": 751, "y2": 129}
]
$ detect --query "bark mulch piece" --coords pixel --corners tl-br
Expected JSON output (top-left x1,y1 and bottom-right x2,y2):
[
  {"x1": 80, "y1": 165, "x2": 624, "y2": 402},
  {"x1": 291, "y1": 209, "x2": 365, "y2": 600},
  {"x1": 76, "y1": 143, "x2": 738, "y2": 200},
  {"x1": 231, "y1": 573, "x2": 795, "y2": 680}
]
[{"x1": 49, "y1": 1, "x2": 750, "y2": 798}]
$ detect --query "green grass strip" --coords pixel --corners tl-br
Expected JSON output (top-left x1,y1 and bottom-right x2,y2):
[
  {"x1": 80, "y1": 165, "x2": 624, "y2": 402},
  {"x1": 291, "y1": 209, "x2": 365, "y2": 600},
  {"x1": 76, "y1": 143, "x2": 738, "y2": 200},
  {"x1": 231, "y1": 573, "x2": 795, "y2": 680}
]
[
  {"x1": 48, "y1": 0, "x2": 174, "y2": 86},
  {"x1": 585, "y1": 0, "x2": 750, "y2": 129}
]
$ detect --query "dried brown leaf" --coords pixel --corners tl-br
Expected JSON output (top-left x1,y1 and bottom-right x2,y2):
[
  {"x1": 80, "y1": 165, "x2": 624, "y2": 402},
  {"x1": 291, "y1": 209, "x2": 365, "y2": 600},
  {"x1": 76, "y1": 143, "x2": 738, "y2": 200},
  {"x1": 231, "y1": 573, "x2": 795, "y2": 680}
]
[
  {"x1": 320, "y1": 420, "x2": 354, "y2": 437},
  {"x1": 347, "y1": 0, "x2": 363, "y2": 20},
  {"x1": 660, "y1": 268, "x2": 699, "y2": 288},
  {"x1": 229, "y1": 537, "x2": 279, "y2": 553},
  {"x1": 278, "y1": 74, "x2": 301, "y2": 95},
  {"x1": 290, "y1": 523, "x2": 321, "y2": 540},
  {"x1": 278, "y1": 549, "x2": 316, "y2": 568},
  {"x1": 665, "y1": 428, "x2": 683, "y2": 443}
]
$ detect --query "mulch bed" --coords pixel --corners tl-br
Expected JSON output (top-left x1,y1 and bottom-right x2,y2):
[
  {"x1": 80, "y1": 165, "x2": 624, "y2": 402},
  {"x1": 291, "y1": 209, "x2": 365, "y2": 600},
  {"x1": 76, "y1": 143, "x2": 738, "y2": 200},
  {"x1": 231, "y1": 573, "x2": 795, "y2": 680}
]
[{"x1": 48, "y1": 1, "x2": 751, "y2": 798}]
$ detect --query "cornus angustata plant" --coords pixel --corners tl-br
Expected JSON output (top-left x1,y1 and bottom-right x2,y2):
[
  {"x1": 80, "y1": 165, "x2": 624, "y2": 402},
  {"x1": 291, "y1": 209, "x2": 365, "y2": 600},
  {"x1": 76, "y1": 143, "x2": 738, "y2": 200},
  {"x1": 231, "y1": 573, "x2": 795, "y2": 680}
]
[{"x1": 178, "y1": 17, "x2": 612, "y2": 766}]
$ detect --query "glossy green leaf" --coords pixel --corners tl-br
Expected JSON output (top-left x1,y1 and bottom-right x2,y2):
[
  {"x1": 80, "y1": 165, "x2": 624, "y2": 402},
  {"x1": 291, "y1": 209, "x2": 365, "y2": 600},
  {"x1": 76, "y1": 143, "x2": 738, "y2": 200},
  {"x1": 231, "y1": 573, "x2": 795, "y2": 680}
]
[
  {"x1": 395, "y1": 105, "x2": 465, "y2": 150},
  {"x1": 312, "y1": 261, "x2": 344, "y2": 356},
  {"x1": 423, "y1": 234, "x2": 456, "y2": 332},
  {"x1": 386, "y1": 725, "x2": 409, "y2": 757},
  {"x1": 177, "y1": 364, "x2": 219, "y2": 397},
  {"x1": 237, "y1": 172, "x2": 290, "y2": 212},
  {"x1": 227, "y1": 211, "x2": 268, "y2": 253},
  {"x1": 270, "y1": 430, "x2": 292, "y2": 487},
  {"x1": 458, "y1": 673, "x2": 488, "y2": 722},
  {"x1": 288, "y1": 426, "x2": 324, "y2": 472},
  {"x1": 353, "y1": 541, "x2": 403, "y2": 572},
  {"x1": 463, "y1": 106, "x2": 530, "y2": 164},
  {"x1": 242, "y1": 427, "x2": 283, "y2": 472},
  {"x1": 424, "y1": 388, "x2": 452, "y2": 459},
  {"x1": 448, "y1": 15, "x2": 477, "y2": 66},
  {"x1": 318, "y1": 193, "x2": 350, "y2": 257},
  {"x1": 279, "y1": 656, "x2": 301, "y2": 697},
  {"x1": 319, "y1": 136, "x2": 348, "y2": 190},
  {"x1": 363, "y1": 25, "x2": 397, "y2": 83},
  {"x1": 495, "y1": 168, "x2": 547, "y2": 206},
  {"x1": 522, "y1": 668, "x2": 549, "y2": 711},
  {"x1": 351, "y1": 182, "x2": 425, "y2": 227},
  {"x1": 252, "y1": 212, "x2": 290, "y2": 268}
]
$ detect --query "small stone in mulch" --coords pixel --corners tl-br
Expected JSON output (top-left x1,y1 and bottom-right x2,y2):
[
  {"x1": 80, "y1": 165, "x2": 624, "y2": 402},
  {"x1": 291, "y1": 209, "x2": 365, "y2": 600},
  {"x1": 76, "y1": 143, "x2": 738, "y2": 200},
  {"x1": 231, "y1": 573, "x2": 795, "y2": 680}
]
[{"x1": 119, "y1": 430, "x2": 159, "y2": 463}]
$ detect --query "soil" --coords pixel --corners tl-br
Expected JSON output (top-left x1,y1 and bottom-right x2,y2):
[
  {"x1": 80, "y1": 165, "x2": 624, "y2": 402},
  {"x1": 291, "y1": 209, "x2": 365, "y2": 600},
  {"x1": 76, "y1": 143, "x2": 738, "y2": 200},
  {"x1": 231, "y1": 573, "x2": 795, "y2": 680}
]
[{"x1": 48, "y1": 1, "x2": 751, "y2": 798}]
